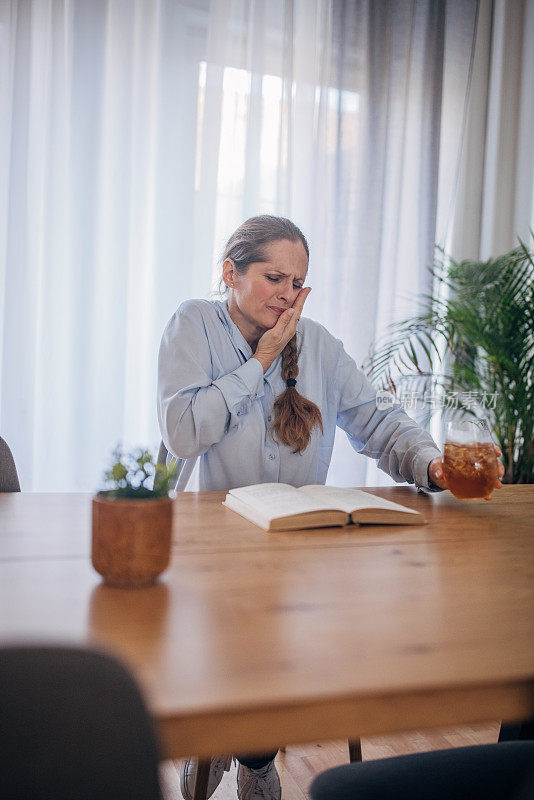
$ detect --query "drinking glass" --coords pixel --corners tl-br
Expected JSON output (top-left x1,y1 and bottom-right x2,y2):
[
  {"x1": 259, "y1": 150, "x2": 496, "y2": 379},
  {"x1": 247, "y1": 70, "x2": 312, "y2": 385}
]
[{"x1": 443, "y1": 419, "x2": 499, "y2": 500}]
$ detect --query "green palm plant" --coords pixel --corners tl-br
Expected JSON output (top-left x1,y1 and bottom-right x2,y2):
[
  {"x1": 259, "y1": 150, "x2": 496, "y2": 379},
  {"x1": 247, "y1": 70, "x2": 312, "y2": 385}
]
[{"x1": 364, "y1": 240, "x2": 534, "y2": 484}]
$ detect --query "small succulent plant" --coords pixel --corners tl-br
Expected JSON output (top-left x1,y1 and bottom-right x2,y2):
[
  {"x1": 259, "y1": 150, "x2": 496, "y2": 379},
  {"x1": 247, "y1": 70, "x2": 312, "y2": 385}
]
[{"x1": 99, "y1": 445, "x2": 177, "y2": 499}]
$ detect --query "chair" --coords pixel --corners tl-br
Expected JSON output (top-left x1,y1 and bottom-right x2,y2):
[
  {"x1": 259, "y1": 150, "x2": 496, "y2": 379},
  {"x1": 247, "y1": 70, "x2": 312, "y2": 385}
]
[
  {"x1": 158, "y1": 440, "x2": 196, "y2": 491},
  {"x1": 0, "y1": 645, "x2": 162, "y2": 800},
  {"x1": 0, "y1": 436, "x2": 20, "y2": 491},
  {"x1": 499, "y1": 720, "x2": 534, "y2": 741},
  {"x1": 309, "y1": 741, "x2": 534, "y2": 800}
]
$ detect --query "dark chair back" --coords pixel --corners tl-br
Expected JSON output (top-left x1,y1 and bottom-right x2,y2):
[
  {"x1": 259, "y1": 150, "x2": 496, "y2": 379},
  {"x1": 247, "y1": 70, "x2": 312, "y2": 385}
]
[
  {"x1": 0, "y1": 436, "x2": 20, "y2": 491},
  {"x1": 0, "y1": 646, "x2": 162, "y2": 800}
]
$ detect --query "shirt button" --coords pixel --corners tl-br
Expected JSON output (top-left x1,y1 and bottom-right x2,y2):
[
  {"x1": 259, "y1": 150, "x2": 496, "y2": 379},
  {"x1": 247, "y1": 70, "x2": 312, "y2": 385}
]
[
  {"x1": 267, "y1": 415, "x2": 272, "y2": 422},
  {"x1": 268, "y1": 453, "x2": 275, "y2": 460}
]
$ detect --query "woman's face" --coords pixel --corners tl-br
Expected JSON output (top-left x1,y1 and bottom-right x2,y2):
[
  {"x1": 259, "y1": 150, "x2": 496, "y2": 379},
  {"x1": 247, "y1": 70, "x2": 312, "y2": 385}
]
[{"x1": 224, "y1": 238, "x2": 308, "y2": 346}]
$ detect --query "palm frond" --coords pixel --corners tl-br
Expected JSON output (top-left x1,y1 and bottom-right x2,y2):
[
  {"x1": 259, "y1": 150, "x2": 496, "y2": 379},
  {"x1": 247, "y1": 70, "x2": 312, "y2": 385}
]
[{"x1": 365, "y1": 239, "x2": 534, "y2": 483}]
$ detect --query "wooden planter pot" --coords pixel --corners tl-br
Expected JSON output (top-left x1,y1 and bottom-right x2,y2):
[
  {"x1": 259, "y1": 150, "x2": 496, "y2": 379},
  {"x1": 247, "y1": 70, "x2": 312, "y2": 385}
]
[{"x1": 92, "y1": 495, "x2": 173, "y2": 588}]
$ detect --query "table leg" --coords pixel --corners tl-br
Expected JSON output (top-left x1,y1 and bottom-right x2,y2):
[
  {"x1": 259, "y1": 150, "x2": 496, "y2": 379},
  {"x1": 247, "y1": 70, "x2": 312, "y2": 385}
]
[
  {"x1": 193, "y1": 758, "x2": 212, "y2": 800},
  {"x1": 348, "y1": 739, "x2": 362, "y2": 762}
]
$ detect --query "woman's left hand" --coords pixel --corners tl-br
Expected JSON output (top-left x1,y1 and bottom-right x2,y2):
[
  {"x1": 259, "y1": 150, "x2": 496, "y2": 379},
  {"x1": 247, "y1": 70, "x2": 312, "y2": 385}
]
[{"x1": 428, "y1": 445, "x2": 505, "y2": 497}]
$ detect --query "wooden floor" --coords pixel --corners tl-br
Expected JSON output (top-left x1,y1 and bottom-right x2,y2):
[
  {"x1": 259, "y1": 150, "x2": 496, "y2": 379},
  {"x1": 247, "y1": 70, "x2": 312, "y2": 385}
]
[{"x1": 160, "y1": 722, "x2": 500, "y2": 800}]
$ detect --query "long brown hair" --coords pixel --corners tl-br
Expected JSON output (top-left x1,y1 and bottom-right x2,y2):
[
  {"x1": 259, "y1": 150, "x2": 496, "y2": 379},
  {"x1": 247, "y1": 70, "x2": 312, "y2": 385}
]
[{"x1": 223, "y1": 215, "x2": 323, "y2": 453}]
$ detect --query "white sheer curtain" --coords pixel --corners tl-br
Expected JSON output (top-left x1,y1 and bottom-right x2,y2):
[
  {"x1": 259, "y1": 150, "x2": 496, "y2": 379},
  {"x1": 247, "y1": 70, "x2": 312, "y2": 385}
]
[
  {"x1": 1, "y1": 0, "x2": 485, "y2": 491},
  {"x1": 448, "y1": 0, "x2": 534, "y2": 260}
]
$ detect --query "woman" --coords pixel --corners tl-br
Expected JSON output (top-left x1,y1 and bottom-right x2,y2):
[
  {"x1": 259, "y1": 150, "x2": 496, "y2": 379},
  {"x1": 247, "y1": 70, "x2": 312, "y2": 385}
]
[{"x1": 157, "y1": 215, "x2": 503, "y2": 800}]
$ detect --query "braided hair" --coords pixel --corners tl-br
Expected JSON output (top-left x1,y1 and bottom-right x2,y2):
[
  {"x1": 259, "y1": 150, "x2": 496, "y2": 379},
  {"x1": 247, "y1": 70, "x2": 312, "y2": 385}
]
[{"x1": 222, "y1": 215, "x2": 323, "y2": 453}]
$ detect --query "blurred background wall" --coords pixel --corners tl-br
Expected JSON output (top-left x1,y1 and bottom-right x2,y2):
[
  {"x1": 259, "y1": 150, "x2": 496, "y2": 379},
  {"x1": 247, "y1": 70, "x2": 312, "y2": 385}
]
[{"x1": 1, "y1": 0, "x2": 533, "y2": 490}]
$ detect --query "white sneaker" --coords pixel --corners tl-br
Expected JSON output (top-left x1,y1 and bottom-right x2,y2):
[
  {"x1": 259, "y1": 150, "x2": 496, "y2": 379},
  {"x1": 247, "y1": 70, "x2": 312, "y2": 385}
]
[
  {"x1": 179, "y1": 755, "x2": 232, "y2": 800},
  {"x1": 237, "y1": 761, "x2": 281, "y2": 800}
]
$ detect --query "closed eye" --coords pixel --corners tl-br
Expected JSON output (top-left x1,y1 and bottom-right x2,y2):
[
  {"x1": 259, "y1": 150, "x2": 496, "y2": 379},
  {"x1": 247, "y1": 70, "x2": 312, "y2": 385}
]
[{"x1": 266, "y1": 276, "x2": 303, "y2": 289}]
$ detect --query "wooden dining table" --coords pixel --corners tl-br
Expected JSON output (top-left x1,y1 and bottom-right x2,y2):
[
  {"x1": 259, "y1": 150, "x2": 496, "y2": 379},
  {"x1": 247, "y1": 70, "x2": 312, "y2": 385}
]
[{"x1": 0, "y1": 485, "x2": 533, "y2": 759}]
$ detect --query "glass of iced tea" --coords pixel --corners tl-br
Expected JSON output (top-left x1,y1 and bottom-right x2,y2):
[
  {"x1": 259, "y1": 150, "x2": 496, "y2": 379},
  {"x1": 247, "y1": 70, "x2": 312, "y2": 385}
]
[{"x1": 443, "y1": 419, "x2": 499, "y2": 500}]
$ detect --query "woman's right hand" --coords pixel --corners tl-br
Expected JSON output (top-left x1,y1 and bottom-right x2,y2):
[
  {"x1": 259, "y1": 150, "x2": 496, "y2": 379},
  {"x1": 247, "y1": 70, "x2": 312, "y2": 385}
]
[{"x1": 253, "y1": 287, "x2": 311, "y2": 373}]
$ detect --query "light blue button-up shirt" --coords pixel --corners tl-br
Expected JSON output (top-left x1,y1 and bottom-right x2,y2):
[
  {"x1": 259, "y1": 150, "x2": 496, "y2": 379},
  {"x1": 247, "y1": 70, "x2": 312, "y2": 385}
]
[{"x1": 157, "y1": 299, "x2": 442, "y2": 491}]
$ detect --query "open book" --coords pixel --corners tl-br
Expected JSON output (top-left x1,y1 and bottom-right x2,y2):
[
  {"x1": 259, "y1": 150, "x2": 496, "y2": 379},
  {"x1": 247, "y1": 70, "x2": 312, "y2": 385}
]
[{"x1": 223, "y1": 483, "x2": 425, "y2": 531}]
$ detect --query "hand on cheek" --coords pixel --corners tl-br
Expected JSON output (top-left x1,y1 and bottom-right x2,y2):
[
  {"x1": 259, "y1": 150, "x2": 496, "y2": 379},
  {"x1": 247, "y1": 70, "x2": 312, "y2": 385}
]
[{"x1": 254, "y1": 287, "x2": 311, "y2": 372}]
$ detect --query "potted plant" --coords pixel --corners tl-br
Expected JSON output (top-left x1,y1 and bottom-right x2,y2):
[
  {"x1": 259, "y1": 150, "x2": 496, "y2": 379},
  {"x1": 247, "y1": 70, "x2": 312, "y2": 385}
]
[
  {"x1": 92, "y1": 446, "x2": 177, "y2": 588},
  {"x1": 364, "y1": 240, "x2": 533, "y2": 484}
]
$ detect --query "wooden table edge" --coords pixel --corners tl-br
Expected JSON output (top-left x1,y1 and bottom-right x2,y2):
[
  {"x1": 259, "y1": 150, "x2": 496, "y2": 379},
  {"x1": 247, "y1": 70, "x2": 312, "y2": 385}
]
[{"x1": 157, "y1": 678, "x2": 534, "y2": 759}]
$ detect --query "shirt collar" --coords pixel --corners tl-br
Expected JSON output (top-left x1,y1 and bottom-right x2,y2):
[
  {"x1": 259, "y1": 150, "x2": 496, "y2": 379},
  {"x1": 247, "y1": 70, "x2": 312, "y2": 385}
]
[{"x1": 214, "y1": 300, "x2": 253, "y2": 360}]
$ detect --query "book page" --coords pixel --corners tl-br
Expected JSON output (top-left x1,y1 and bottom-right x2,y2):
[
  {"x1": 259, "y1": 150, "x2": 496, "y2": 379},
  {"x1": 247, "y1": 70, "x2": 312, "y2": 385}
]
[
  {"x1": 228, "y1": 483, "x2": 335, "y2": 518},
  {"x1": 223, "y1": 495, "x2": 272, "y2": 530},
  {"x1": 299, "y1": 485, "x2": 420, "y2": 516},
  {"x1": 223, "y1": 494, "x2": 348, "y2": 531}
]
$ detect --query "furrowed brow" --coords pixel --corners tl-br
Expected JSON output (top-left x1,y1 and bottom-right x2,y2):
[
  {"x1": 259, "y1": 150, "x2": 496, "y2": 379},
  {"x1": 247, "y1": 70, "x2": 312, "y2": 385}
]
[{"x1": 269, "y1": 270, "x2": 304, "y2": 282}]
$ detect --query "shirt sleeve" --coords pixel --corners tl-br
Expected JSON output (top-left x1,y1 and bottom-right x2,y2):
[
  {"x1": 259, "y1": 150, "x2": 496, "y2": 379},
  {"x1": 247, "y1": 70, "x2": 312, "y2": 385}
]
[
  {"x1": 157, "y1": 302, "x2": 265, "y2": 459},
  {"x1": 335, "y1": 344, "x2": 443, "y2": 490}
]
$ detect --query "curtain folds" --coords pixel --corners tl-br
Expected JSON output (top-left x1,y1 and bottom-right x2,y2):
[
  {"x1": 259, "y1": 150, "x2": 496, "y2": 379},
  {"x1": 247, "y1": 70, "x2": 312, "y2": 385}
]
[
  {"x1": 1, "y1": 0, "x2": 516, "y2": 491},
  {"x1": 449, "y1": 0, "x2": 534, "y2": 261}
]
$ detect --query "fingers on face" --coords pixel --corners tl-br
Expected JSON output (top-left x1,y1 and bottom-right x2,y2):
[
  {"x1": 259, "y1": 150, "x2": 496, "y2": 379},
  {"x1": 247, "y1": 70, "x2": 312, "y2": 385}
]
[{"x1": 293, "y1": 287, "x2": 311, "y2": 310}]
